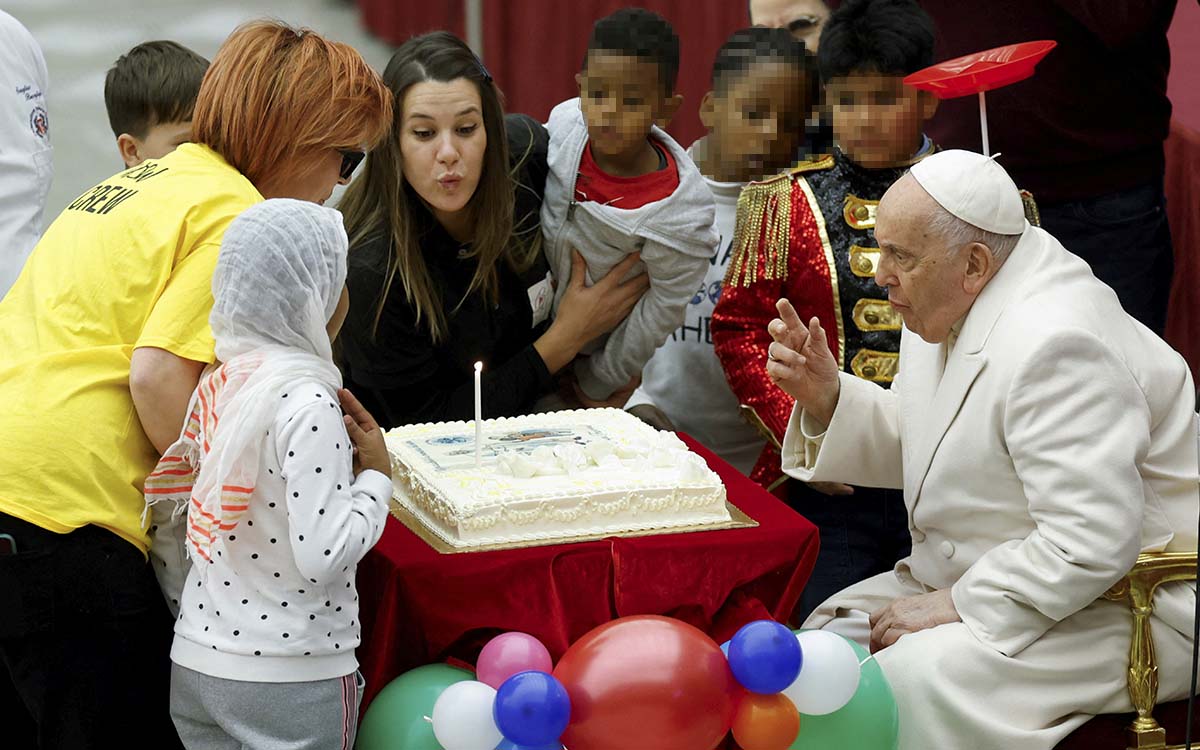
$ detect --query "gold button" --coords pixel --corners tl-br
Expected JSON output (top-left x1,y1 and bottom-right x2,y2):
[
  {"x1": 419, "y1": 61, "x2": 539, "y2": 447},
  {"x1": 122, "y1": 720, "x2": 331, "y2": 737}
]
[
  {"x1": 856, "y1": 257, "x2": 873, "y2": 273},
  {"x1": 853, "y1": 205, "x2": 869, "y2": 221},
  {"x1": 862, "y1": 365, "x2": 877, "y2": 378},
  {"x1": 864, "y1": 312, "x2": 879, "y2": 325}
]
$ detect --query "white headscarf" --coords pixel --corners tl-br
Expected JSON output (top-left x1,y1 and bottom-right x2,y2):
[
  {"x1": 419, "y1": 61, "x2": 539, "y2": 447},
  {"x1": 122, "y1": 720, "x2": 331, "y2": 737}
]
[
  {"x1": 146, "y1": 199, "x2": 350, "y2": 567},
  {"x1": 210, "y1": 197, "x2": 349, "y2": 362}
]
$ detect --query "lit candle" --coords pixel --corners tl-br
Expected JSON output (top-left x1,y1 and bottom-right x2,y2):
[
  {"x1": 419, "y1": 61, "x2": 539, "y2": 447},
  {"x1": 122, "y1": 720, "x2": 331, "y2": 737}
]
[{"x1": 474, "y1": 361, "x2": 483, "y2": 467}]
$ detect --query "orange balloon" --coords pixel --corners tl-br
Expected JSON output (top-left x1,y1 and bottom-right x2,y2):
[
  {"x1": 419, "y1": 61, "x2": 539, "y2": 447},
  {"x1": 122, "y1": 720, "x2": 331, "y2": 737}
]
[{"x1": 731, "y1": 693, "x2": 801, "y2": 750}]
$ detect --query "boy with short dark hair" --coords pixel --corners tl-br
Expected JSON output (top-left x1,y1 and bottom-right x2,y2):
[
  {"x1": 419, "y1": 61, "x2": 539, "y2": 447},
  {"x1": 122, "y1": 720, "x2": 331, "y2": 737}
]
[
  {"x1": 713, "y1": 0, "x2": 939, "y2": 617},
  {"x1": 104, "y1": 40, "x2": 209, "y2": 168},
  {"x1": 627, "y1": 27, "x2": 820, "y2": 475},
  {"x1": 541, "y1": 8, "x2": 718, "y2": 405}
]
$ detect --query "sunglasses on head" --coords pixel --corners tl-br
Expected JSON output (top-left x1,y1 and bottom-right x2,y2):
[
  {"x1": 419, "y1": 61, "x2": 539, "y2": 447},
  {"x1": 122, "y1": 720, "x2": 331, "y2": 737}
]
[{"x1": 338, "y1": 149, "x2": 366, "y2": 180}]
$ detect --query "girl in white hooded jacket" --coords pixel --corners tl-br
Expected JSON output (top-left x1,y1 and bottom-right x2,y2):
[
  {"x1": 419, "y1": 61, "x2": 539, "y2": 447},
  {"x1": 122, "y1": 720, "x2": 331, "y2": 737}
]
[{"x1": 149, "y1": 199, "x2": 393, "y2": 750}]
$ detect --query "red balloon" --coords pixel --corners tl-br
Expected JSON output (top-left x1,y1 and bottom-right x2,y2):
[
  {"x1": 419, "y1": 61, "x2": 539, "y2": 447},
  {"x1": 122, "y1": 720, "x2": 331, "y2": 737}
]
[{"x1": 553, "y1": 616, "x2": 738, "y2": 750}]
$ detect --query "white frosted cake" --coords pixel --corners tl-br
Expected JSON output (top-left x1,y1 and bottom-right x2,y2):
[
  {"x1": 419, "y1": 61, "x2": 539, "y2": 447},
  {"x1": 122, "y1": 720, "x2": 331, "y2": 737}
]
[{"x1": 385, "y1": 408, "x2": 730, "y2": 548}]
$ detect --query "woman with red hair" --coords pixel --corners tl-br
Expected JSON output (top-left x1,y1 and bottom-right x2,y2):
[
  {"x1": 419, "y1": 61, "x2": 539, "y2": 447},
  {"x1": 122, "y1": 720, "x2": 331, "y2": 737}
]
[{"x1": 0, "y1": 21, "x2": 391, "y2": 747}]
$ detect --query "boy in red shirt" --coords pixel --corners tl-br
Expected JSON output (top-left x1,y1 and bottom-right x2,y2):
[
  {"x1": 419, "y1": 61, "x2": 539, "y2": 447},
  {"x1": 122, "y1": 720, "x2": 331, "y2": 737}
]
[{"x1": 541, "y1": 8, "x2": 718, "y2": 405}]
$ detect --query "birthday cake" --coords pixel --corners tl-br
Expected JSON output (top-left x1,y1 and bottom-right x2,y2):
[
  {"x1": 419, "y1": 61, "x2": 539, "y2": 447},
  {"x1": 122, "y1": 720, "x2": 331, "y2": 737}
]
[{"x1": 385, "y1": 408, "x2": 731, "y2": 548}]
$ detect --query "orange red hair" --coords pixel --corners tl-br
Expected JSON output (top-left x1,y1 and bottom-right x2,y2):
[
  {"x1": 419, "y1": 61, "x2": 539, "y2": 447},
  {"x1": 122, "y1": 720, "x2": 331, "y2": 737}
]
[{"x1": 192, "y1": 20, "x2": 393, "y2": 188}]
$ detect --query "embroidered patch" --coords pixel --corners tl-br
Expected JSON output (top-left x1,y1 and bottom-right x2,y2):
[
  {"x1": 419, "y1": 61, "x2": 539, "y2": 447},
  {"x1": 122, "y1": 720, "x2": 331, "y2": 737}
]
[
  {"x1": 527, "y1": 271, "x2": 554, "y2": 327},
  {"x1": 29, "y1": 106, "x2": 48, "y2": 139}
]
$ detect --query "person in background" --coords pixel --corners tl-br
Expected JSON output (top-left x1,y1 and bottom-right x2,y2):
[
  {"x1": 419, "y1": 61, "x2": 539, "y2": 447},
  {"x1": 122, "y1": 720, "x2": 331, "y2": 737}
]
[
  {"x1": 0, "y1": 21, "x2": 392, "y2": 748},
  {"x1": 0, "y1": 10, "x2": 52, "y2": 298},
  {"x1": 339, "y1": 31, "x2": 648, "y2": 428},
  {"x1": 920, "y1": 0, "x2": 1178, "y2": 334},
  {"x1": 105, "y1": 40, "x2": 210, "y2": 168},
  {"x1": 749, "y1": 0, "x2": 831, "y2": 51},
  {"x1": 626, "y1": 27, "x2": 819, "y2": 477},
  {"x1": 713, "y1": 0, "x2": 938, "y2": 618},
  {"x1": 540, "y1": 8, "x2": 717, "y2": 407},
  {"x1": 750, "y1": 0, "x2": 834, "y2": 161}
]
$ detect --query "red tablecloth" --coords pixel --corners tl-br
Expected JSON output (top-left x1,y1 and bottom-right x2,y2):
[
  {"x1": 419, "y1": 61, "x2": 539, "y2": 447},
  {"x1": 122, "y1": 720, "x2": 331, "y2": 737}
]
[{"x1": 355, "y1": 434, "x2": 819, "y2": 709}]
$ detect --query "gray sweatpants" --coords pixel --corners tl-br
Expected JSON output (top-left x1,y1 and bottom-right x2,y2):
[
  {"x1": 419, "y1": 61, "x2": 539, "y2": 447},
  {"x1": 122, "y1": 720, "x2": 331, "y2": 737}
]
[{"x1": 170, "y1": 664, "x2": 365, "y2": 750}]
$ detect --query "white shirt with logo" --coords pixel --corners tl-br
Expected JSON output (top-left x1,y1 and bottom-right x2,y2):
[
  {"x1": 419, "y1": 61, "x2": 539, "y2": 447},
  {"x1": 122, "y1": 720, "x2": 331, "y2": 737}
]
[
  {"x1": 626, "y1": 146, "x2": 764, "y2": 476},
  {"x1": 0, "y1": 11, "x2": 52, "y2": 297}
]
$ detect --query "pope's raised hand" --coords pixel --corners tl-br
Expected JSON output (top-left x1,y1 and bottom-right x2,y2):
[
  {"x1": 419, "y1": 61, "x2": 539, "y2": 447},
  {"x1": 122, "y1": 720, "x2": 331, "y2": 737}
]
[{"x1": 766, "y1": 299, "x2": 842, "y2": 427}]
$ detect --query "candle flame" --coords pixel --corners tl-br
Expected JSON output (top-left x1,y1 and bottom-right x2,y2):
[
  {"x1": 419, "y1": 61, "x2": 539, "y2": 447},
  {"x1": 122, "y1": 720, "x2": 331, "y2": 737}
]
[{"x1": 474, "y1": 361, "x2": 483, "y2": 373}]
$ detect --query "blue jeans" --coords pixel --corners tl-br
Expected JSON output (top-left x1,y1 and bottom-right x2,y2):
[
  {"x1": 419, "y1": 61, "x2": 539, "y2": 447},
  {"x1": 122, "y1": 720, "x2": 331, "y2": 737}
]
[
  {"x1": 1037, "y1": 179, "x2": 1174, "y2": 335},
  {"x1": 787, "y1": 482, "x2": 911, "y2": 623}
]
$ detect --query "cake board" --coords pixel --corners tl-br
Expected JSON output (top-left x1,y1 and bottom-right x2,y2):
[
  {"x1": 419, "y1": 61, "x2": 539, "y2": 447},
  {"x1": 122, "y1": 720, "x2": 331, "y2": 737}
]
[{"x1": 389, "y1": 498, "x2": 758, "y2": 554}]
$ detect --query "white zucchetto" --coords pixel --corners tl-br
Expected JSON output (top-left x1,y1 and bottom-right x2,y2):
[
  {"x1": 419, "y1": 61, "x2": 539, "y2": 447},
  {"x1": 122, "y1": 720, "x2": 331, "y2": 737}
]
[{"x1": 910, "y1": 149, "x2": 1026, "y2": 235}]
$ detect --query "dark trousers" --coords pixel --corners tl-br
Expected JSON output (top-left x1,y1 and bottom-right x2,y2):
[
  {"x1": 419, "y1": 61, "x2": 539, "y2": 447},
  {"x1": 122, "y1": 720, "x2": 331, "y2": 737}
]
[
  {"x1": 0, "y1": 513, "x2": 182, "y2": 750},
  {"x1": 1038, "y1": 179, "x2": 1174, "y2": 336},
  {"x1": 787, "y1": 482, "x2": 911, "y2": 623}
]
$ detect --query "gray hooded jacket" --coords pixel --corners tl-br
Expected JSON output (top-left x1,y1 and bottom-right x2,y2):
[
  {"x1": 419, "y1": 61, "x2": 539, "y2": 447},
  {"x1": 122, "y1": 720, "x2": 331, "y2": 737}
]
[{"x1": 541, "y1": 97, "x2": 718, "y2": 400}]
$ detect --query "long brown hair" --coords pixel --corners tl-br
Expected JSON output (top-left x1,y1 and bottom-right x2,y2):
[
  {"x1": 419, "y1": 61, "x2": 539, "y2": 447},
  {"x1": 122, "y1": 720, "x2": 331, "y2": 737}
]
[
  {"x1": 339, "y1": 31, "x2": 533, "y2": 343},
  {"x1": 192, "y1": 21, "x2": 392, "y2": 193}
]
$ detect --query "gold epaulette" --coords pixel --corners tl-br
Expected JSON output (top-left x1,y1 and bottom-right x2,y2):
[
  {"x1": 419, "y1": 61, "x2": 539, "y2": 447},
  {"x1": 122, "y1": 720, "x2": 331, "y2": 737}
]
[
  {"x1": 785, "y1": 153, "x2": 836, "y2": 177},
  {"x1": 726, "y1": 155, "x2": 834, "y2": 288}
]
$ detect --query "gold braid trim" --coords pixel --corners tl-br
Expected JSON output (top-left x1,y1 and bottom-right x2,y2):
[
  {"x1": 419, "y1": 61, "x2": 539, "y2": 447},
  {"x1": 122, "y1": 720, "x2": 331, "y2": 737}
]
[
  {"x1": 797, "y1": 178, "x2": 846, "y2": 369},
  {"x1": 727, "y1": 175, "x2": 793, "y2": 287},
  {"x1": 1019, "y1": 189, "x2": 1042, "y2": 227},
  {"x1": 726, "y1": 156, "x2": 834, "y2": 288},
  {"x1": 788, "y1": 154, "x2": 836, "y2": 174}
]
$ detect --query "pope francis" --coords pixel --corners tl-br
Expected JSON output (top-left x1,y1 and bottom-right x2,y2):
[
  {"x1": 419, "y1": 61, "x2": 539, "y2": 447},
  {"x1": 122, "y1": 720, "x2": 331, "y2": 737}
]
[{"x1": 768, "y1": 150, "x2": 1198, "y2": 749}]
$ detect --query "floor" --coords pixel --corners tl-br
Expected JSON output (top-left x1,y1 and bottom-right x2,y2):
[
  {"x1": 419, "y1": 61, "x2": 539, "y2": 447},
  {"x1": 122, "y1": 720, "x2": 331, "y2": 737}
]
[{"x1": 5, "y1": 0, "x2": 395, "y2": 219}]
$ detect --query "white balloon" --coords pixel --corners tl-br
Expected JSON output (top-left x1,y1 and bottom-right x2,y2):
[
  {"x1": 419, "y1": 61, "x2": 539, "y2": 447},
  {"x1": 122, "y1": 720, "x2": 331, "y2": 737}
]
[
  {"x1": 431, "y1": 680, "x2": 504, "y2": 750},
  {"x1": 782, "y1": 630, "x2": 862, "y2": 715}
]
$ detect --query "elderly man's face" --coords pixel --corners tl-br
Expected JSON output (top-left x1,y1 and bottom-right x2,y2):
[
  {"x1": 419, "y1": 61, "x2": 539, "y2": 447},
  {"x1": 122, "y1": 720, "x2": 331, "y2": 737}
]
[
  {"x1": 873, "y1": 176, "x2": 977, "y2": 344},
  {"x1": 750, "y1": 0, "x2": 831, "y2": 51}
]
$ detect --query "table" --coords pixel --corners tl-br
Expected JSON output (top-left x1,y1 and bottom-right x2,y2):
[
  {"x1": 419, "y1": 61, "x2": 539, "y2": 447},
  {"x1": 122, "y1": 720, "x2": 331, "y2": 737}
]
[{"x1": 355, "y1": 434, "x2": 819, "y2": 709}]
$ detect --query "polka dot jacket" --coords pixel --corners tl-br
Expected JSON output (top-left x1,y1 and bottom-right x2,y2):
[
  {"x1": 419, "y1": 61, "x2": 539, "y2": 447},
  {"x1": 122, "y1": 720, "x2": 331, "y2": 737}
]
[{"x1": 170, "y1": 382, "x2": 392, "y2": 683}]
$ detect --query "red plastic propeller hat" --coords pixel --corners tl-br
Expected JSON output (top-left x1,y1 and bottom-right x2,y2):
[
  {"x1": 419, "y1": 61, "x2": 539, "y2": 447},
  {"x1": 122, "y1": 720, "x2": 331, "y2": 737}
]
[{"x1": 903, "y1": 40, "x2": 1057, "y2": 99}]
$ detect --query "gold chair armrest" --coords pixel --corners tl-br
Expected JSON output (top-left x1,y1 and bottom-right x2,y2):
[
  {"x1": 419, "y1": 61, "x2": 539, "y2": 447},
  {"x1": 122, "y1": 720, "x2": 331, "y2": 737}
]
[
  {"x1": 739, "y1": 404, "x2": 783, "y2": 452},
  {"x1": 1102, "y1": 551, "x2": 1197, "y2": 750}
]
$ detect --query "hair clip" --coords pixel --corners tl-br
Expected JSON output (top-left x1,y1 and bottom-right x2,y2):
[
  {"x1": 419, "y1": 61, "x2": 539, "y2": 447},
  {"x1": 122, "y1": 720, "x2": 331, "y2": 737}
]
[{"x1": 474, "y1": 54, "x2": 493, "y2": 84}]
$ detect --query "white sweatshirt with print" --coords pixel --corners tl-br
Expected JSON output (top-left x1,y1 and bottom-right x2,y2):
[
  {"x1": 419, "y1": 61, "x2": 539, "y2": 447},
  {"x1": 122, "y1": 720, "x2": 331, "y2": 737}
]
[{"x1": 171, "y1": 381, "x2": 392, "y2": 683}]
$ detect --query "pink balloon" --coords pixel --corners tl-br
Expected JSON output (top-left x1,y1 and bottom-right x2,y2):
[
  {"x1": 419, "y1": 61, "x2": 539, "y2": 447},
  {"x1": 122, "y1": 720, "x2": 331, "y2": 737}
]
[{"x1": 477, "y1": 632, "x2": 554, "y2": 689}]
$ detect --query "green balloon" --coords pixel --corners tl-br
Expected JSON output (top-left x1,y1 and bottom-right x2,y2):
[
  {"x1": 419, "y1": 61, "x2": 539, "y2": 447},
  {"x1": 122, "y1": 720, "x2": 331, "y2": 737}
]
[
  {"x1": 788, "y1": 633, "x2": 899, "y2": 750},
  {"x1": 356, "y1": 664, "x2": 475, "y2": 750}
]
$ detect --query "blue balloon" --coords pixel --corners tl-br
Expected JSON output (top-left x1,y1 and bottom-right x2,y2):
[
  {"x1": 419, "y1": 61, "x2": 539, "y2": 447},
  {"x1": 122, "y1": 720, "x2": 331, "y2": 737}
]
[
  {"x1": 495, "y1": 741, "x2": 564, "y2": 750},
  {"x1": 492, "y1": 670, "x2": 571, "y2": 747},
  {"x1": 727, "y1": 619, "x2": 803, "y2": 694}
]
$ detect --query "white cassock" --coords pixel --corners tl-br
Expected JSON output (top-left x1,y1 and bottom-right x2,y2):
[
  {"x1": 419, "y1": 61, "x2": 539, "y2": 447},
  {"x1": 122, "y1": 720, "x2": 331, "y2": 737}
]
[{"x1": 782, "y1": 223, "x2": 1198, "y2": 749}]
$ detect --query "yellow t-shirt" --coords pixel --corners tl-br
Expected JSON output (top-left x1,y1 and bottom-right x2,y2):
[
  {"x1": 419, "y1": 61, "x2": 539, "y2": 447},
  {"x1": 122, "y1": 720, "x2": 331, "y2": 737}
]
[{"x1": 0, "y1": 143, "x2": 262, "y2": 552}]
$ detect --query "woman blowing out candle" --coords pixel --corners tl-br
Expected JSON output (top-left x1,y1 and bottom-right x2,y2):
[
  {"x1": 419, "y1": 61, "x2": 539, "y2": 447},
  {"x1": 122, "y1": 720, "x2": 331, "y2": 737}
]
[{"x1": 337, "y1": 31, "x2": 649, "y2": 429}]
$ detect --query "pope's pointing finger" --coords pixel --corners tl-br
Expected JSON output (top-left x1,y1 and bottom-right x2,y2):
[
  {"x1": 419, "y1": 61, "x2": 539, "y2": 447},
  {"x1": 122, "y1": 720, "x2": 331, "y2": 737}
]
[{"x1": 777, "y1": 298, "x2": 804, "y2": 330}]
